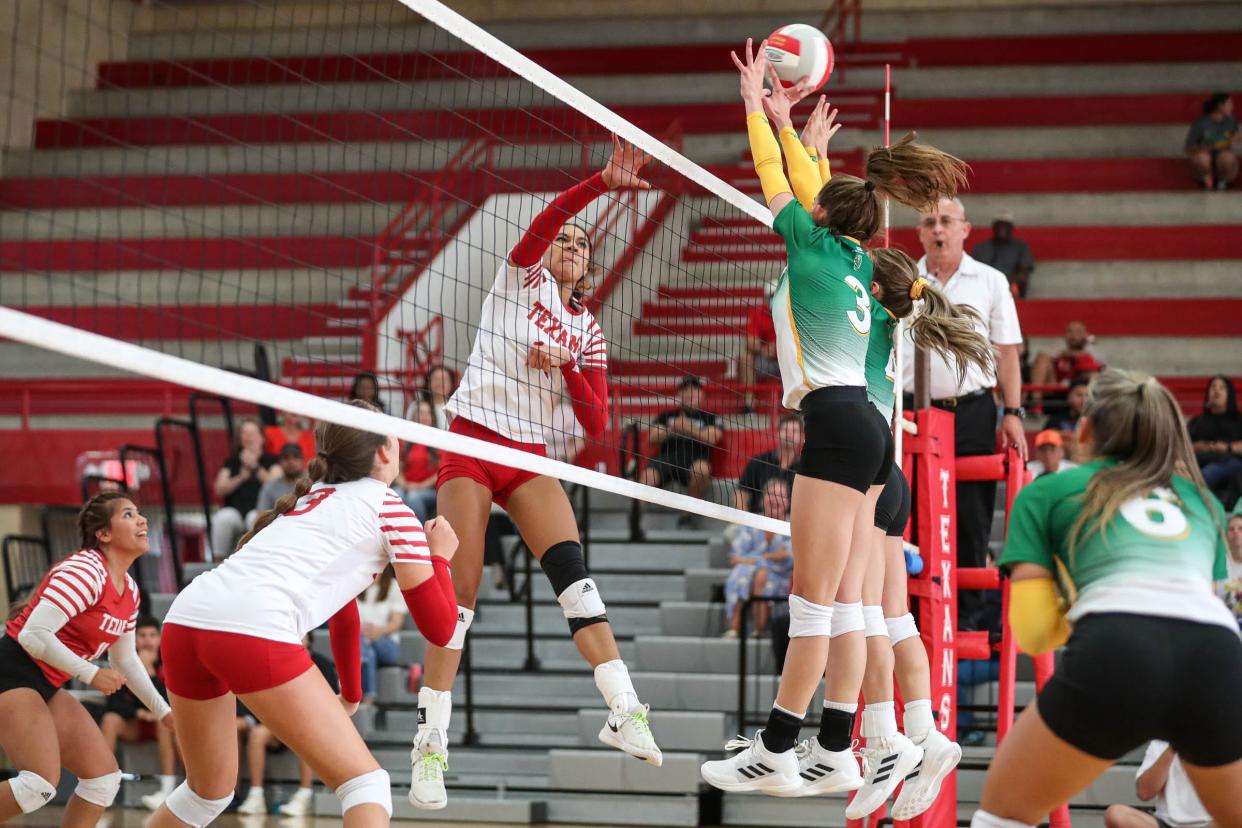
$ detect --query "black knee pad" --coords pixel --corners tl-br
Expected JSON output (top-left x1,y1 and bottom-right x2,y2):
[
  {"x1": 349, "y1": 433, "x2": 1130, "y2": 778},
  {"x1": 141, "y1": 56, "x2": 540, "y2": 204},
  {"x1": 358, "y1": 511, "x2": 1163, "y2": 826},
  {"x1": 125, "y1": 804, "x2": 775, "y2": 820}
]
[{"x1": 540, "y1": 541, "x2": 608, "y2": 635}]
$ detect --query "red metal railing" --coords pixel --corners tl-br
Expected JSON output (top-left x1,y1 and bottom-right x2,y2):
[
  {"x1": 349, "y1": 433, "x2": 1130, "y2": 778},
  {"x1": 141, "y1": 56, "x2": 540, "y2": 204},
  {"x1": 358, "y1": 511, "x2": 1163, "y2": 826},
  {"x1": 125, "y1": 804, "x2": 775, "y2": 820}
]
[{"x1": 820, "y1": 0, "x2": 863, "y2": 48}]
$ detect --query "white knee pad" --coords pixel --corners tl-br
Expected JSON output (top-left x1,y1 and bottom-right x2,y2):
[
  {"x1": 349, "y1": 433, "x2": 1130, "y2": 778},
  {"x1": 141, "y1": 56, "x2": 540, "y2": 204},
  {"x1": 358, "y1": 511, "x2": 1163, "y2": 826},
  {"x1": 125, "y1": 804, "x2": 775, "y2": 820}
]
[
  {"x1": 862, "y1": 605, "x2": 888, "y2": 638},
  {"x1": 445, "y1": 605, "x2": 474, "y2": 651},
  {"x1": 557, "y1": 577, "x2": 607, "y2": 620},
  {"x1": 970, "y1": 810, "x2": 1035, "y2": 828},
  {"x1": 886, "y1": 612, "x2": 920, "y2": 646},
  {"x1": 830, "y1": 601, "x2": 864, "y2": 637},
  {"x1": 788, "y1": 595, "x2": 833, "y2": 638},
  {"x1": 74, "y1": 770, "x2": 122, "y2": 807},
  {"x1": 9, "y1": 770, "x2": 57, "y2": 814},
  {"x1": 165, "y1": 782, "x2": 233, "y2": 828},
  {"x1": 336, "y1": 768, "x2": 392, "y2": 816}
]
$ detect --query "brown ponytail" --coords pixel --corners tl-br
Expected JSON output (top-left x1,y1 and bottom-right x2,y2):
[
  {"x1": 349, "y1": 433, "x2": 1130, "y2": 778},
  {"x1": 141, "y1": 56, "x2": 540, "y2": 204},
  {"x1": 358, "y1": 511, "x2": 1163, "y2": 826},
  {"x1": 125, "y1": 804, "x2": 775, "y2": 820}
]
[
  {"x1": 814, "y1": 132, "x2": 969, "y2": 241},
  {"x1": 234, "y1": 400, "x2": 387, "y2": 552},
  {"x1": 1067, "y1": 370, "x2": 1218, "y2": 559},
  {"x1": 869, "y1": 247, "x2": 993, "y2": 385}
]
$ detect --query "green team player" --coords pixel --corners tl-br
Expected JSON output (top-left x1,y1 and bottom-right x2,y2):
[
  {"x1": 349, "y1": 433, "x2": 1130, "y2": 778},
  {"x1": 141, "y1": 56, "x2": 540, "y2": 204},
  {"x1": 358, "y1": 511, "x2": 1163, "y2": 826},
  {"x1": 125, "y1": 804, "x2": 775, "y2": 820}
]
[
  {"x1": 972, "y1": 369, "x2": 1242, "y2": 828},
  {"x1": 703, "y1": 37, "x2": 976, "y2": 796}
]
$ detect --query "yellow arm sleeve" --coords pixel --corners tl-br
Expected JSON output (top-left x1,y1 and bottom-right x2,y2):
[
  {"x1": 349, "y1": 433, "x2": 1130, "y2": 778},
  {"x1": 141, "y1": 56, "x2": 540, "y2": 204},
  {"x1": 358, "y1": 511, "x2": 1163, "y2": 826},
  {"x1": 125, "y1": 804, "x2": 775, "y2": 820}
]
[
  {"x1": 747, "y1": 112, "x2": 792, "y2": 206},
  {"x1": 818, "y1": 157, "x2": 832, "y2": 185},
  {"x1": 1009, "y1": 578, "x2": 1071, "y2": 656},
  {"x1": 779, "y1": 127, "x2": 822, "y2": 213}
]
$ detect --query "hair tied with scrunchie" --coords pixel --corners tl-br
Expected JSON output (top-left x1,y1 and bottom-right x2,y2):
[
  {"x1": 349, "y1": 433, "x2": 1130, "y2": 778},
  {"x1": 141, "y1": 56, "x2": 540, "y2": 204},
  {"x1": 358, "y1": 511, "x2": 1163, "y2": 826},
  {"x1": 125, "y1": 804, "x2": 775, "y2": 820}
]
[
  {"x1": 864, "y1": 180, "x2": 876, "y2": 192},
  {"x1": 909, "y1": 277, "x2": 929, "y2": 301}
]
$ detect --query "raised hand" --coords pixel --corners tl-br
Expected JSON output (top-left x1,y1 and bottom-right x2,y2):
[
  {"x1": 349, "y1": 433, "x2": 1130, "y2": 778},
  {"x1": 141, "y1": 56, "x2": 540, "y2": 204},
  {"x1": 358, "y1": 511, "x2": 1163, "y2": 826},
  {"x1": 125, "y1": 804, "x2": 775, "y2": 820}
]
[
  {"x1": 602, "y1": 134, "x2": 653, "y2": 190},
  {"x1": 731, "y1": 38, "x2": 770, "y2": 112},
  {"x1": 801, "y1": 95, "x2": 842, "y2": 158}
]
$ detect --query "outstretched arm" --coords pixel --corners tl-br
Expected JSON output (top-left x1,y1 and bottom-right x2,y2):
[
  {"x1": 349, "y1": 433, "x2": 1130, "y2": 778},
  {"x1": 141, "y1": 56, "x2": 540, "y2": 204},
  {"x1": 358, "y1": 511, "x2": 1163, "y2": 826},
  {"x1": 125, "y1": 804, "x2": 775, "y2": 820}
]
[
  {"x1": 733, "y1": 39, "x2": 794, "y2": 217},
  {"x1": 511, "y1": 135, "x2": 651, "y2": 268}
]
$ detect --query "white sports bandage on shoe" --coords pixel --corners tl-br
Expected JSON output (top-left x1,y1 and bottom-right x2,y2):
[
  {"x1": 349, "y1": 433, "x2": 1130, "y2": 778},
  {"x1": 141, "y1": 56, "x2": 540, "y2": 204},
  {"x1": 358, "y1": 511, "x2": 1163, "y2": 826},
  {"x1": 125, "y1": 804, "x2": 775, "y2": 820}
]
[
  {"x1": 886, "y1": 612, "x2": 919, "y2": 645},
  {"x1": 594, "y1": 658, "x2": 639, "y2": 715},
  {"x1": 9, "y1": 770, "x2": 57, "y2": 813},
  {"x1": 788, "y1": 595, "x2": 833, "y2": 638},
  {"x1": 165, "y1": 783, "x2": 233, "y2": 828},
  {"x1": 74, "y1": 770, "x2": 122, "y2": 807},
  {"x1": 830, "y1": 601, "x2": 864, "y2": 637},
  {"x1": 862, "y1": 605, "x2": 888, "y2": 638},
  {"x1": 445, "y1": 606, "x2": 474, "y2": 650},
  {"x1": 971, "y1": 810, "x2": 1035, "y2": 828},
  {"x1": 336, "y1": 769, "x2": 392, "y2": 816},
  {"x1": 861, "y1": 702, "x2": 898, "y2": 740},
  {"x1": 417, "y1": 686, "x2": 452, "y2": 731}
]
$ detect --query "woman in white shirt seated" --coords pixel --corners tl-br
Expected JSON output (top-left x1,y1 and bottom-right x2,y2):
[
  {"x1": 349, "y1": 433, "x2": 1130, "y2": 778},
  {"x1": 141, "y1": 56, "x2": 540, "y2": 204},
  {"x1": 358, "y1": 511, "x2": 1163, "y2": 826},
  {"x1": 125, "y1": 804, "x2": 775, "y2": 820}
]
[{"x1": 358, "y1": 567, "x2": 409, "y2": 705}]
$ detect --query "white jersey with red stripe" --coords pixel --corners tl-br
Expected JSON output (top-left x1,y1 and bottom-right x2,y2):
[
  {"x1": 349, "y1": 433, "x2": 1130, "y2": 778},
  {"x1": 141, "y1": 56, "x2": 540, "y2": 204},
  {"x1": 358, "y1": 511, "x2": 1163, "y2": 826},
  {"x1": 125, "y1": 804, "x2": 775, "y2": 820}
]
[
  {"x1": 6, "y1": 549, "x2": 140, "y2": 686},
  {"x1": 446, "y1": 260, "x2": 607, "y2": 445},
  {"x1": 164, "y1": 478, "x2": 429, "y2": 645}
]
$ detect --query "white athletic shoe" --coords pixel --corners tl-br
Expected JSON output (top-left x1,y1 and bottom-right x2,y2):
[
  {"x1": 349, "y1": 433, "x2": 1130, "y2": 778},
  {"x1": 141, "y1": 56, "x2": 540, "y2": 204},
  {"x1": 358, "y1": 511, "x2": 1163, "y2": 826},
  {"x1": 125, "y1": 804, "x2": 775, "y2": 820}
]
[
  {"x1": 140, "y1": 791, "x2": 169, "y2": 812},
  {"x1": 845, "y1": 733, "x2": 925, "y2": 818},
  {"x1": 236, "y1": 786, "x2": 267, "y2": 815},
  {"x1": 598, "y1": 703, "x2": 663, "y2": 767},
  {"x1": 782, "y1": 738, "x2": 864, "y2": 798},
  {"x1": 890, "y1": 729, "x2": 962, "y2": 820},
  {"x1": 408, "y1": 729, "x2": 449, "y2": 811},
  {"x1": 700, "y1": 731, "x2": 802, "y2": 795},
  {"x1": 278, "y1": 787, "x2": 313, "y2": 818}
]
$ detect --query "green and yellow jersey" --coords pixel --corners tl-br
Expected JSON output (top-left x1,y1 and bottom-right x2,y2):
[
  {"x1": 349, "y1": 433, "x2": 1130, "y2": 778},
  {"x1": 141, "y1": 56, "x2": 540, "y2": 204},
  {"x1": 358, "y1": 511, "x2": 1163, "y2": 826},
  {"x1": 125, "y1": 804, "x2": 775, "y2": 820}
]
[
  {"x1": 864, "y1": 296, "x2": 898, "y2": 423},
  {"x1": 770, "y1": 200, "x2": 873, "y2": 410},
  {"x1": 1001, "y1": 460, "x2": 1235, "y2": 632}
]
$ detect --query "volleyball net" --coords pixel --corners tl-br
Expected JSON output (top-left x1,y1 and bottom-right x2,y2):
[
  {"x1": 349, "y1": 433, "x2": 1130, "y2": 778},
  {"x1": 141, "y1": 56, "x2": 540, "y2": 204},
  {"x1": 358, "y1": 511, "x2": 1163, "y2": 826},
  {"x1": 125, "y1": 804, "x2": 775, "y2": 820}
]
[{"x1": 0, "y1": 0, "x2": 898, "y2": 532}]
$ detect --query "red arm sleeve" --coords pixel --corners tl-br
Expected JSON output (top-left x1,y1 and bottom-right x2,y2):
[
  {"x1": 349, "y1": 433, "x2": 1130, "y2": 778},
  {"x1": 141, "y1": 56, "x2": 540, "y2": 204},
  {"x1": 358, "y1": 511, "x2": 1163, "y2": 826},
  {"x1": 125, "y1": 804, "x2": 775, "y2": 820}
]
[
  {"x1": 560, "y1": 365, "x2": 609, "y2": 437},
  {"x1": 328, "y1": 601, "x2": 363, "y2": 703},
  {"x1": 510, "y1": 172, "x2": 608, "y2": 268},
  {"x1": 402, "y1": 558, "x2": 457, "y2": 648}
]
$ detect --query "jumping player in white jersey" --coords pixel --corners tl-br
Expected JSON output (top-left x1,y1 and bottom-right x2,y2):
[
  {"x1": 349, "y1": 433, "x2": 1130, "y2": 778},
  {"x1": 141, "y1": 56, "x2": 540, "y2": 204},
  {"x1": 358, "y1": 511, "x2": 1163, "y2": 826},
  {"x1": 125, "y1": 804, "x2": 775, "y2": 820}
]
[
  {"x1": 410, "y1": 137, "x2": 662, "y2": 810},
  {"x1": 1, "y1": 493, "x2": 169, "y2": 828},
  {"x1": 146, "y1": 404, "x2": 460, "y2": 828}
]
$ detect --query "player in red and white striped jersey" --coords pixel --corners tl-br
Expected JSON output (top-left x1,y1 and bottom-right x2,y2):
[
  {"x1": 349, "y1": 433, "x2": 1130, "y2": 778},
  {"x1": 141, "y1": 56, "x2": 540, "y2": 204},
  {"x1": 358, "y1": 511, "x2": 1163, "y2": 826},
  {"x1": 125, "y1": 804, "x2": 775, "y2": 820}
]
[
  {"x1": 0, "y1": 493, "x2": 168, "y2": 827},
  {"x1": 146, "y1": 406, "x2": 459, "y2": 828},
  {"x1": 412, "y1": 138, "x2": 662, "y2": 812}
]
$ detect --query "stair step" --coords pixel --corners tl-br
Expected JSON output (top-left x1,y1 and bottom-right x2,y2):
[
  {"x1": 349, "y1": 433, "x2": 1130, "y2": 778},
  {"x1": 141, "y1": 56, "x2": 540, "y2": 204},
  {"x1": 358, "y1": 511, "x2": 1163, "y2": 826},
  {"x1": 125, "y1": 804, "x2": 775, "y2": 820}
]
[{"x1": 548, "y1": 749, "x2": 703, "y2": 794}]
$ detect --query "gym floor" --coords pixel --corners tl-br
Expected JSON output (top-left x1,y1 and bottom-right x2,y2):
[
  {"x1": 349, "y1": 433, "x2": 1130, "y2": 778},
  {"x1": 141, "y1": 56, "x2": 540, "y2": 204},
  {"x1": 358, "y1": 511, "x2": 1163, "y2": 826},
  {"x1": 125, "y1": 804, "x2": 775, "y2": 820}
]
[{"x1": 15, "y1": 807, "x2": 600, "y2": 828}]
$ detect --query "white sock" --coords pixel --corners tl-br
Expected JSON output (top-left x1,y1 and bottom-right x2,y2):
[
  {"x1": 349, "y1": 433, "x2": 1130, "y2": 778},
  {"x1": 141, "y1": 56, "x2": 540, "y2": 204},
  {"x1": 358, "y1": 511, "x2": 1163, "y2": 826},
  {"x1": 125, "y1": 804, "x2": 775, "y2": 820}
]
[
  {"x1": 158, "y1": 775, "x2": 176, "y2": 795},
  {"x1": 903, "y1": 698, "x2": 933, "y2": 744},
  {"x1": 822, "y1": 699, "x2": 858, "y2": 714},
  {"x1": 594, "y1": 659, "x2": 639, "y2": 715},
  {"x1": 971, "y1": 809, "x2": 1035, "y2": 828},
  {"x1": 862, "y1": 701, "x2": 898, "y2": 741}
]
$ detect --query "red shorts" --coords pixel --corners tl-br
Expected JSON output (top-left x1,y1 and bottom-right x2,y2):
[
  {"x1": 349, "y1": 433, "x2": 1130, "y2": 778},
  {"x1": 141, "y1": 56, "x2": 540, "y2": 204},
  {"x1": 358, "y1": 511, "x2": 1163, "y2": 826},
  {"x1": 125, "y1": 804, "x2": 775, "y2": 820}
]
[
  {"x1": 437, "y1": 417, "x2": 546, "y2": 508},
  {"x1": 161, "y1": 623, "x2": 313, "y2": 700}
]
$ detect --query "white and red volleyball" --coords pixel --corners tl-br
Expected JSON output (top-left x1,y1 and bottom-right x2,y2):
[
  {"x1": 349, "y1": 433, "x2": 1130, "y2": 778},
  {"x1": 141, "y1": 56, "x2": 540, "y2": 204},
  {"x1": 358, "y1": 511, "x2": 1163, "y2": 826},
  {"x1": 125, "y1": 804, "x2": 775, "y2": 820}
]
[{"x1": 764, "y1": 24, "x2": 834, "y2": 92}]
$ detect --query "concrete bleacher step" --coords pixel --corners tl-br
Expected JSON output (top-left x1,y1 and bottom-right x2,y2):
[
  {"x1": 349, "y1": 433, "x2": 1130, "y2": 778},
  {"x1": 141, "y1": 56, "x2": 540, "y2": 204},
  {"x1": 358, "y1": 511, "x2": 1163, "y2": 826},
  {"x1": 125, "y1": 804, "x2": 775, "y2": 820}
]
[
  {"x1": 2, "y1": 268, "x2": 364, "y2": 306},
  {"x1": 634, "y1": 635, "x2": 774, "y2": 675},
  {"x1": 371, "y1": 745, "x2": 547, "y2": 778},
  {"x1": 1030, "y1": 260, "x2": 1242, "y2": 299},
  {"x1": 574, "y1": 541, "x2": 711, "y2": 572},
  {"x1": 548, "y1": 749, "x2": 703, "y2": 794},
  {"x1": 660, "y1": 601, "x2": 727, "y2": 637},
  {"x1": 468, "y1": 601, "x2": 663, "y2": 636},
  {"x1": 311, "y1": 630, "x2": 634, "y2": 673},
  {"x1": 526, "y1": 790, "x2": 701, "y2": 826},
  {"x1": 575, "y1": 709, "x2": 730, "y2": 753}
]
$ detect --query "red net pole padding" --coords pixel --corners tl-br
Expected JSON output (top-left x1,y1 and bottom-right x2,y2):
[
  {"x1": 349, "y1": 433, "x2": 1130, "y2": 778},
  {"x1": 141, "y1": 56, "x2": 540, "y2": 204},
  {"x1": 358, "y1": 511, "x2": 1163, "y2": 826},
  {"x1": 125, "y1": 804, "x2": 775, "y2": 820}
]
[{"x1": 957, "y1": 567, "x2": 1000, "y2": 591}]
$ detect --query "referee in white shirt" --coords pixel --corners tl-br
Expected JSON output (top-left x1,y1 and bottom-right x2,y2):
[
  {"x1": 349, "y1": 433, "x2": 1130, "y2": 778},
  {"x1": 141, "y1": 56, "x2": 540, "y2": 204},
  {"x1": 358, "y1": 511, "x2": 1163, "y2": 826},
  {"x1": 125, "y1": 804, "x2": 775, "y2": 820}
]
[{"x1": 903, "y1": 197, "x2": 1028, "y2": 630}]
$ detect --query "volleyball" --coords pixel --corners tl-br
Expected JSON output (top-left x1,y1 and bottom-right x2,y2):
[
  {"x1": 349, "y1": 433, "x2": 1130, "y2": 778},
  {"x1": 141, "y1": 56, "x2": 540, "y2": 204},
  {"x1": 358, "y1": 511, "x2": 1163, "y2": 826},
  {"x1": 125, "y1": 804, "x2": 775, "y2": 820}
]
[{"x1": 765, "y1": 24, "x2": 834, "y2": 92}]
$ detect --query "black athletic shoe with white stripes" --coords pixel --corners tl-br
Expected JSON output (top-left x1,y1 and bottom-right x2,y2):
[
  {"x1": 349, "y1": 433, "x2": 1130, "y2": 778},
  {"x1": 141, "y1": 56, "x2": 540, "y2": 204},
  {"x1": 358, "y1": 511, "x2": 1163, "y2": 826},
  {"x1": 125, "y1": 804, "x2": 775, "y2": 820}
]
[
  {"x1": 845, "y1": 732, "x2": 924, "y2": 818},
  {"x1": 700, "y1": 731, "x2": 801, "y2": 795},
  {"x1": 779, "y1": 737, "x2": 864, "y2": 798}
]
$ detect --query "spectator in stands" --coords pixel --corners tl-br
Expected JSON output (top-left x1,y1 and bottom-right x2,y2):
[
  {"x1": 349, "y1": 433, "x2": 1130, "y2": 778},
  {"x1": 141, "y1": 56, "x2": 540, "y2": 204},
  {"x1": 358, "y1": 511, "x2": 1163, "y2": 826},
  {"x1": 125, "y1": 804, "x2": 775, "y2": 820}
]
[
  {"x1": 1028, "y1": 320, "x2": 1105, "y2": 410},
  {"x1": 263, "y1": 410, "x2": 315, "y2": 458},
  {"x1": 1104, "y1": 741, "x2": 1212, "y2": 828},
  {"x1": 971, "y1": 212, "x2": 1035, "y2": 298},
  {"x1": 1188, "y1": 374, "x2": 1242, "y2": 508},
  {"x1": 641, "y1": 376, "x2": 724, "y2": 526},
  {"x1": 249, "y1": 443, "x2": 307, "y2": 526},
  {"x1": 235, "y1": 637, "x2": 337, "y2": 818},
  {"x1": 1185, "y1": 92, "x2": 1238, "y2": 191},
  {"x1": 1217, "y1": 513, "x2": 1242, "y2": 621},
  {"x1": 734, "y1": 413, "x2": 802, "y2": 513},
  {"x1": 905, "y1": 196, "x2": 1026, "y2": 631},
  {"x1": 349, "y1": 371, "x2": 385, "y2": 412},
  {"x1": 358, "y1": 566, "x2": 408, "y2": 706},
  {"x1": 424, "y1": 364, "x2": 458, "y2": 428},
  {"x1": 737, "y1": 281, "x2": 780, "y2": 412},
  {"x1": 722, "y1": 477, "x2": 793, "y2": 639},
  {"x1": 99, "y1": 617, "x2": 177, "y2": 811},
  {"x1": 211, "y1": 416, "x2": 279, "y2": 557},
  {"x1": 400, "y1": 396, "x2": 440, "y2": 522},
  {"x1": 1026, "y1": 429, "x2": 1077, "y2": 478},
  {"x1": 1045, "y1": 377, "x2": 1090, "y2": 443}
]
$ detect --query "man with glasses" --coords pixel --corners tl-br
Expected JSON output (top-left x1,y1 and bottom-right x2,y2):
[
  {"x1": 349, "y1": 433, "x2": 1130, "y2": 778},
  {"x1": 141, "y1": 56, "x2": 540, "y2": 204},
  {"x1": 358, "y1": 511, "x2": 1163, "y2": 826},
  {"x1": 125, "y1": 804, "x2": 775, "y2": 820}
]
[{"x1": 903, "y1": 197, "x2": 1026, "y2": 631}]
